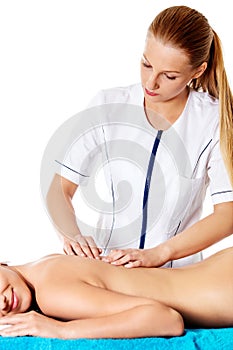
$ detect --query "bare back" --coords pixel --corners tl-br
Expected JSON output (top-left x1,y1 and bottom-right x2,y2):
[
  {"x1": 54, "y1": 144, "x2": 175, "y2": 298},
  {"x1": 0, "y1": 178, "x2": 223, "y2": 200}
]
[{"x1": 28, "y1": 247, "x2": 233, "y2": 328}]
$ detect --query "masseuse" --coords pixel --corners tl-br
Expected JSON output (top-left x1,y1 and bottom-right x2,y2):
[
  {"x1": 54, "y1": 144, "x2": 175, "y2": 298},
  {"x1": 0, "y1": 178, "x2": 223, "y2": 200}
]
[{"x1": 46, "y1": 6, "x2": 233, "y2": 268}]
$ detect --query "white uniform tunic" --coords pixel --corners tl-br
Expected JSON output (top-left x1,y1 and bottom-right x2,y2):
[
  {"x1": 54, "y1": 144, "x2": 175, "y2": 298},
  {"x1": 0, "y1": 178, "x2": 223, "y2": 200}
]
[{"x1": 57, "y1": 83, "x2": 233, "y2": 267}]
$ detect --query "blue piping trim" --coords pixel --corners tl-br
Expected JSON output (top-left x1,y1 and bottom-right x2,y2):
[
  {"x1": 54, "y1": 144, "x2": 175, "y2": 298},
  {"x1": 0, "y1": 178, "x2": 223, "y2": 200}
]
[
  {"x1": 211, "y1": 190, "x2": 233, "y2": 196},
  {"x1": 55, "y1": 160, "x2": 90, "y2": 178},
  {"x1": 139, "y1": 130, "x2": 163, "y2": 249},
  {"x1": 192, "y1": 139, "x2": 212, "y2": 178}
]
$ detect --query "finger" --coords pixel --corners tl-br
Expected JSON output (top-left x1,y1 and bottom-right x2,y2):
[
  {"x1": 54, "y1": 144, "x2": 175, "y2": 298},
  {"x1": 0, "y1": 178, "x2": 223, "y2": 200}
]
[
  {"x1": 67, "y1": 238, "x2": 97, "y2": 259},
  {"x1": 0, "y1": 318, "x2": 27, "y2": 336},
  {"x1": 0, "y1": 313, "x2": 24, "y2": 324},
  {"x1": 75, "y1": 236, "x2": 97, "y2": 259},
  {"x1": 80, "y1": 244, "x2": 95, "y2": 259},
  {"x1": 0, "y1": 325, "x2": 12, "y2": 330},
  {"x1": 103, "y1": 249, "x2": 127, "y2": 263},
  {"x1": 111, "y1": 254, "x2": 132, "y2": 266},
  {"x1": 84, "y1": 236, "x2": 101, "y2": 259},
  {"x1": 0, "y1": 324, "x2": 33, "y2": 337},
  {"x1": 63, "y1": 242, "x2": 76, "y2": 255},
  {"x1": 124, "y1": 260, "x2": 142, "y2": 268},
  {"x1": 0, "y1": 318, "x2": 11, "y2": 325},
  {"x1": 0, "y1": 324, "x2": 22, "y2": 337},
  {"x1": 0, "y1": 310, "x2": 39, "y2": 325},
  {"x1": 63, "y1": 235, "x2": 89, "y2": 257},
  {"x1": 110, "y1": 249, "x2": 142, "y2": 265},
  {"x1": 69, "y1": 241, "x2": 87, "y2": 257},
  {"x1": 63, "y1": 234, "x2": 88, "y2": 257}
]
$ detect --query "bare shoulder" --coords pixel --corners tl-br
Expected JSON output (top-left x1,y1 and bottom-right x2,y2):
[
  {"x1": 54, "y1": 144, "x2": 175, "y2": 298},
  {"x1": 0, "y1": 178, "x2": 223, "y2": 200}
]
[
  {"x1": 33, "y1": 253, "x2": 82, "y2": 268},
  {"x1": 29, "y1": 254, "x2": 81, "y2": 287},
  {"x1": 33, "y1": 253, "x2": 64, "y2": 264},
  {"x1": 33, "y1": 255, "x2": 88, "y2": 319}
]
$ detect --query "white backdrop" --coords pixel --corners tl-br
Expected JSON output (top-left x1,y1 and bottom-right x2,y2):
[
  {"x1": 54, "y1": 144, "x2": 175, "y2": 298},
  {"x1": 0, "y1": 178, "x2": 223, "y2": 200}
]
[{"x1": 0, "y1": 0, "x2": 232, "y2": 263}]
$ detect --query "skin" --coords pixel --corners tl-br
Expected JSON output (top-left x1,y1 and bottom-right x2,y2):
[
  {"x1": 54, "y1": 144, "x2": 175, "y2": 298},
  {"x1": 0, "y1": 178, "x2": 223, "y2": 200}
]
[
  {"x1": 0, "y1": 247, "x2": 232, "y2": 339},
  {"x1": 140, "y1": 34, "x2": 207, "y2": 124},
  {"x1": 46, "y1": 34, "x2": 233, "y2": 264}
]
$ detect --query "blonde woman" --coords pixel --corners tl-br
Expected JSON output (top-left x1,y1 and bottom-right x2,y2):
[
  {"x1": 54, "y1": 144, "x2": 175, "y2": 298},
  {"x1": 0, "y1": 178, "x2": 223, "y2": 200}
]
[{"x1": 47, "y1": 6, "x2": 233, "y2": 267}]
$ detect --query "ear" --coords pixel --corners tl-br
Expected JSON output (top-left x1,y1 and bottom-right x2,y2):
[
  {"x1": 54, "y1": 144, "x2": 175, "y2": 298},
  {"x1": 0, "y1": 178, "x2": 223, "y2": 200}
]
[{"x1": 192, "y1": 62, "x2": 207, "y2": 79}]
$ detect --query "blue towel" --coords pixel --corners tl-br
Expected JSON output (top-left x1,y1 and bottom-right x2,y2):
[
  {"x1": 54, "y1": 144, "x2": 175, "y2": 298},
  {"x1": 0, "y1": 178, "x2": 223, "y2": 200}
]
[{"x1": 0, "y1": 328, "x2": 233, "y2": 350}]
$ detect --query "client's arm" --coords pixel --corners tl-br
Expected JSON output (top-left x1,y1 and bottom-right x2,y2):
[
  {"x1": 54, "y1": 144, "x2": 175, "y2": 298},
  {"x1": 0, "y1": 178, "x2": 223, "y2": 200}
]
[{"x1": 0, "y1": 281, "x2": 184, "y2": 339}]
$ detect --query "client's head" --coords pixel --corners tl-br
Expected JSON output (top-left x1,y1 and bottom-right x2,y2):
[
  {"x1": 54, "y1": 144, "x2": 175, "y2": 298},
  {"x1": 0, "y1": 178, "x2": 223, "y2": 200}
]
[{"x1": 0, "y1": 263, "x2": 32, "y2": 317}]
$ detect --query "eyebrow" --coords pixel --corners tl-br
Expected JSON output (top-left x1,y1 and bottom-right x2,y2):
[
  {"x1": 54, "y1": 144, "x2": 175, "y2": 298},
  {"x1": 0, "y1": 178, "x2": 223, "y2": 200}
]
[{"x1": 142, "y1": 54, "x2": 181, "y2": 74}]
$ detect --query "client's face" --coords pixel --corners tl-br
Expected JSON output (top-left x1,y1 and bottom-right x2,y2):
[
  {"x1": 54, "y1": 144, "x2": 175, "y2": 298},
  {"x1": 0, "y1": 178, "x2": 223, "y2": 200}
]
[{"x1": 0, "y1": 265, "x2": 32, "y2": 317}]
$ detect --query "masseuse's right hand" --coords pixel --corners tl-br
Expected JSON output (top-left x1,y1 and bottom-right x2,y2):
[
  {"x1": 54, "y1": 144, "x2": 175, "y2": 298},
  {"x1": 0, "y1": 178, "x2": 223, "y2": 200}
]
[{"x1": 61, "y1": 233, "x2": 102, "y2": 259}]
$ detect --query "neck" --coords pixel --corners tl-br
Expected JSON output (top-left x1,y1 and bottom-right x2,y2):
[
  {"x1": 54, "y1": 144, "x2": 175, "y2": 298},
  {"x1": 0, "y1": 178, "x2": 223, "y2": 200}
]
[
  {"x1": 144, "y1": 86, "x2": 189, "y2": 125},
  {"x1": 13, "y1": 262, "x2": 35, "y2": 290}
]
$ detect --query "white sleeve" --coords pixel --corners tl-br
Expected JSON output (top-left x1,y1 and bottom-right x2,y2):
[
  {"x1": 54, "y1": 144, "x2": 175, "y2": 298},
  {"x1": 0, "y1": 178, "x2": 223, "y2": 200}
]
[
  {"x1": 208, "y1": 125, "x2": 233, "y2": 205},
  {"x1": 55, "y1": 90, "x2": 107, "y2": 185},
  {"x1": 58, "y1": 133, "x2": 92, "y2": 185},
  {"x1": 57, "y1": 124, "x2": 104, "y2": 186},
  {"x1": 87, "y1": 90, "x2": 106, "y2": 108}
]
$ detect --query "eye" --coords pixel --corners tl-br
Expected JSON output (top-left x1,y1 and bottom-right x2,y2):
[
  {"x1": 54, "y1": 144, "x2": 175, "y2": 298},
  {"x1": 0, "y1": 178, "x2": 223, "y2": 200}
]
[
  {"x1": 141, "y1": 61, "x2": 152, "y2": 68},
  {"x1": 164, "y1": 74, "x2": 177, "y2": 80}
]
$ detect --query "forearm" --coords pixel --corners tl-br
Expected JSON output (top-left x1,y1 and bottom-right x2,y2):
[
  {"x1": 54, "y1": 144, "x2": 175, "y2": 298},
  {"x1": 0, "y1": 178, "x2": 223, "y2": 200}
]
[
  {"x1": 62, "y1": 303, "x2": 184, "y2": 339},
  {"x1": 0, "y1": 305, "x2": 184, "y2": 339},
  {"x1": 160, "y1": 202, "x2": 233, "y2": 262},
  {"x1": 46, "y1": 178, "x2": 81, "y2": 240},
  {"x1": 46, "y1": 175, "x2": 101, "y2": 257}
]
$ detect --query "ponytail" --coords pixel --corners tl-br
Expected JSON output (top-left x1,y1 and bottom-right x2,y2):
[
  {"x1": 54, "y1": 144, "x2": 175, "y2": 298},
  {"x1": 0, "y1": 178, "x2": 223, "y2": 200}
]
[
  {"x1": 149, "y1": 6, "x2": 233, "y2": 185},
  {"x1": 208, "y1": 32, "x2": 233, "y2": 186}
]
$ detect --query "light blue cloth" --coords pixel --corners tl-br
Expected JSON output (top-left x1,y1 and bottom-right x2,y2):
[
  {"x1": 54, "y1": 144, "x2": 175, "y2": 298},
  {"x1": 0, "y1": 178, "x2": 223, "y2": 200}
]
[{"x1": 0, "y1": 328, "x2": 233, "y2": 350}]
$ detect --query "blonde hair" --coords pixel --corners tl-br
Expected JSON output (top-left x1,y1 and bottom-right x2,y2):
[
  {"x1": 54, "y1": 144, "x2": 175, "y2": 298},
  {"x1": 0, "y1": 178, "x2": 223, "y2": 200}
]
[{"x1": 149, "y1": 6, "x2": 233, "y2": 185}]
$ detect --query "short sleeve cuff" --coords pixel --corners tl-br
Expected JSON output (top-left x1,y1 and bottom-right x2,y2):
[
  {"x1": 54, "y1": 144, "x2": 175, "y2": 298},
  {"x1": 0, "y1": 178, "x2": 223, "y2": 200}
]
[
  {"x1": 56, "y1": 161, "x2": 89, "y2": 186},
  {"x1": 211, "y1": 190, "x2": 233, "y2": 205}
]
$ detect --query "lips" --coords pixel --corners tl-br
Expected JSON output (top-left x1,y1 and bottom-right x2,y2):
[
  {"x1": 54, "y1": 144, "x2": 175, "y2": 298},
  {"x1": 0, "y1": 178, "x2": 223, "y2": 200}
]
[
  {"x1": 145, "y1": 87, "x2": 159, "y2": 97},
  {"x1": 9, "y1": 290, "x2": 18, "y2": 312}
]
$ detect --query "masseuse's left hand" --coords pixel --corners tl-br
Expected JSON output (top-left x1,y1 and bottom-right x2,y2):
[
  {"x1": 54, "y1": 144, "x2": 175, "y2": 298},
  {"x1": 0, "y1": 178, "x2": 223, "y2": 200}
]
[
  {"x1": 0, "y1": 311, "x2": 65, "y2": 338},
  {"x1": 102, "y1": 246, "x2": 169, "y2": 268}
]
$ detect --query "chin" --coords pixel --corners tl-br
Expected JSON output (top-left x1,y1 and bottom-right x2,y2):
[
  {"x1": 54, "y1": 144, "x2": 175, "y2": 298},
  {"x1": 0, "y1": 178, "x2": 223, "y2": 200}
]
[
  {"x1": 21, "y1": 293, "x2": 33, "y2": 313},
  {"x1": 144, "y1": 94, "x2": 162, "y2": 104}
]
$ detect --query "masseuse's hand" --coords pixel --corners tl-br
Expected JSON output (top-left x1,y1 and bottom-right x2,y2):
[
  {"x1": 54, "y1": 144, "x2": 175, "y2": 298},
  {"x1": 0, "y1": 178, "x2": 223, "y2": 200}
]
[
  {"x1": 102, "y1": 246, "x2": 169, "y2": 268},
  {"x1": 0, "y1": 311, "x2": 65, "y2": 338},
  {"x1": 61, "y1": 234, "x2": 102, "y2": 259}
]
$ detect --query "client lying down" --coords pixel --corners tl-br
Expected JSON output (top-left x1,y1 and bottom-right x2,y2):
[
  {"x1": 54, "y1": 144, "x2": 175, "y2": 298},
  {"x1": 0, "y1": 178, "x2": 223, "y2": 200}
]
[{"x1": 0, "y1": 247, "x2": 232, "y2": 339}]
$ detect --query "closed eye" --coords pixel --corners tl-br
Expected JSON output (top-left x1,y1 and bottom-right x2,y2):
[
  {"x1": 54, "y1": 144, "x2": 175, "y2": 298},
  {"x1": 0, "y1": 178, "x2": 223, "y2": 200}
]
[
  {"x1": 164, "y1": 74, "x2": 177, "y2": 80},
  {"x1": 142, "y1": 62, "x2": 152, "y2": 68}
]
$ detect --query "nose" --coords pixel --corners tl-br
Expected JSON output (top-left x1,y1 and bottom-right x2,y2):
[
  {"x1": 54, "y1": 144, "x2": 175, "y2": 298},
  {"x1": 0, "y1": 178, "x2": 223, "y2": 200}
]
[{"x1": 146, "y1": 72, "x2": 159, "y2": 91}]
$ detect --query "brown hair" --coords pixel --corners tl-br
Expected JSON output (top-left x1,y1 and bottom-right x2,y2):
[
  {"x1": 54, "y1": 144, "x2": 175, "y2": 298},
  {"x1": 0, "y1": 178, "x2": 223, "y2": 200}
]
[{"x1": 149, "y1": 6, "x2": 233, "y2": 185}]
